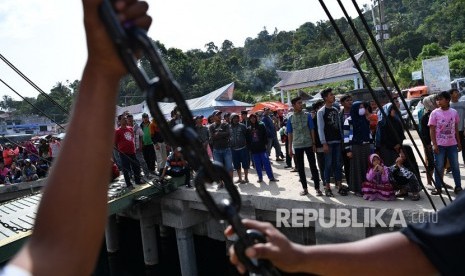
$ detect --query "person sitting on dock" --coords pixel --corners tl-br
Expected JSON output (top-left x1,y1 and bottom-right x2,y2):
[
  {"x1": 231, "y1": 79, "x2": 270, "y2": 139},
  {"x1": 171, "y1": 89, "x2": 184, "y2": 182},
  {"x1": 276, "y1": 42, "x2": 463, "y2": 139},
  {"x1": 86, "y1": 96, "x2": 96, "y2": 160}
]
[
  {"x1": 389, "y1": 155, "x2": 421, "y2": 201},
  {"x1": 21, "y1": 159, "x2": 38, "y2": 182},
  {"x1": 160, "y1": 147, "x2": 192, "y2": 188},
  {"x1": 2, "y1": 144, "x2": 17, "y2": 168},
  {"x1": 361, "y1": 153, "x2": 395, "y2": 201},
  {"x1": 0, "y1": 162, "x2": 9, "y2": 185},
  {"x1": 7, "y1": 162, "x2": 22, "y2": 184}
]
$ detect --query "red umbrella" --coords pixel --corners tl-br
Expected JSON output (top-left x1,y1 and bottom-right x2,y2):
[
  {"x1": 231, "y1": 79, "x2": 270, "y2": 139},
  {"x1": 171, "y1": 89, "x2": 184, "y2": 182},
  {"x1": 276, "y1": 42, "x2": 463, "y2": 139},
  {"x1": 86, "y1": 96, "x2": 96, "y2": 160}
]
[{"x1": 250, "y1": 101, "x2": 288, "y2": 113}]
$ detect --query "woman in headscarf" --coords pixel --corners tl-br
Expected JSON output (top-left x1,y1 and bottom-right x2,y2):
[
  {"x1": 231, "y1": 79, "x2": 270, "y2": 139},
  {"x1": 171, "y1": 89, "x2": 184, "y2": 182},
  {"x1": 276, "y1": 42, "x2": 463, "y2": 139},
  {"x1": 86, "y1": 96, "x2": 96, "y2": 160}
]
[
  {"x1": 376, "y1": 101, "x2": 405, "y2": 166},
  {"x1": 420, "y1": 95, "x2": 437, "y2": 187},
  {"x1": 362, "y1": 153, "x2": 395, "y2": 201},
  {"x1": 343, "y1": 101, "x2": 373, "y2": 196}
]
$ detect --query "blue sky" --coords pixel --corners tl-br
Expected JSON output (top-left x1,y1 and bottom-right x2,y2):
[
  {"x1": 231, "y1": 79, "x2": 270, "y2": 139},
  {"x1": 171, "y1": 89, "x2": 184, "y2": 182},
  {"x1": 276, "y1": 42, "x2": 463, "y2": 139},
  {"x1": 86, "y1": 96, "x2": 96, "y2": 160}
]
[{"x1": 0, "y1": 0, "x2": 371, "y2": 100}]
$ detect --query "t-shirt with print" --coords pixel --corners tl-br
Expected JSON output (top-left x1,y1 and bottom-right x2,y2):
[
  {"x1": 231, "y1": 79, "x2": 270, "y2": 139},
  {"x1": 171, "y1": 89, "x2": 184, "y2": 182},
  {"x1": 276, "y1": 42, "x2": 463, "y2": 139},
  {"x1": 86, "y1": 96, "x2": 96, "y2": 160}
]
[
  {"x1": 428, "y1": 108, "x2": 459, "y2": 147},
  {"x1": 115, "y1": 126, "x2": 136, "y2": 154}
]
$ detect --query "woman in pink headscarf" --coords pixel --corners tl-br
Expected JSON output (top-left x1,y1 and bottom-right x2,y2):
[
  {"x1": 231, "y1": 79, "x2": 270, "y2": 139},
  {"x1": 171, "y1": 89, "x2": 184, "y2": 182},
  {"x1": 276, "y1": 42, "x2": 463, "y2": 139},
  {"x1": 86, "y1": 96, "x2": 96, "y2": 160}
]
[{"x1": 361, "y1": 153, "x2": 395, "y2": 201}]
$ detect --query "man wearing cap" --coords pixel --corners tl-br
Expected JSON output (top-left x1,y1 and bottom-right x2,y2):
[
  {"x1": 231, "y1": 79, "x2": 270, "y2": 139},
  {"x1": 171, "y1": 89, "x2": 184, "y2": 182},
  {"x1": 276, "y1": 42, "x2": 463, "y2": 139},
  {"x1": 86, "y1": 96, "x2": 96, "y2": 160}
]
[
  {"x1": 230, "y1": 113, "x2": 249, "y2": 183},
  {"x1": 140, "y1": 113, "x2": 156, "y2": 174},
  {"x1": 262, "y1": 108, "x2": 284, "y2": 161},
  {"x1": 209, "y1": 110, "x2": 233, "y2": 185},
  {"x1": 22, "y1": 159, "x2": 39, "y2": 182},
  {"x1": 160, "y1": 147, "x2": 191, "y2": 188}
]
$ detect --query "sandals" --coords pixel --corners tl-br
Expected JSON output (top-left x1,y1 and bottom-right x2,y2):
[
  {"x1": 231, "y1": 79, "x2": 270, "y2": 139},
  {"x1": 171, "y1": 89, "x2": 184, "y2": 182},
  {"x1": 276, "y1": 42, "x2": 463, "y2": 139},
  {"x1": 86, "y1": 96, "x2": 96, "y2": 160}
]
[
  {"x1": 395, "y1": 190, "x2": 408, "y2": 198},
  {"x1": 337, "y1": 186, "x2": 348, "y2": 196},
  {"x1": 300, "y1": 189, "x2": 309, "y2": 196},
  {"x1": 410, "y1": 193, "x2": 420, "y2": 201},
  {"x1": 315, "y1": 189, "x2": 323, "y2": 196},
  {"x1": 324, "y1": 188, "x2": 334, "y2": 197}
]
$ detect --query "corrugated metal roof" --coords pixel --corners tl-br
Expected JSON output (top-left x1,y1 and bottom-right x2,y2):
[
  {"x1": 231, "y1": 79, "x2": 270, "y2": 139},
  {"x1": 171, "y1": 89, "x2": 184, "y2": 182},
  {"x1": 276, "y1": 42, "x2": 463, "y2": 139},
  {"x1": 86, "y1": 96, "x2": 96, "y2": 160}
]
[{"x1": 275, "y1": 52, "x2": 364, "y2": 90}]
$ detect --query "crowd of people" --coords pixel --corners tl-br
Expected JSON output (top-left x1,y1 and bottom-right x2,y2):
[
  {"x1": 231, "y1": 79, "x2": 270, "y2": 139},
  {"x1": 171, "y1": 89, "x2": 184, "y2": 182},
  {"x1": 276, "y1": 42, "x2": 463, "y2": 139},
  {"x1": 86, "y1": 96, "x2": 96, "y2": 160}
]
[
  {"x1": 0, "y1": 137, "x2": 59, "y2": 185},
  {"x1": 113, "y1": 87, "x2": 464, "y2": 202},
  {"x1": 0, "y1": 1, "x2": 461, "y2": 275}
]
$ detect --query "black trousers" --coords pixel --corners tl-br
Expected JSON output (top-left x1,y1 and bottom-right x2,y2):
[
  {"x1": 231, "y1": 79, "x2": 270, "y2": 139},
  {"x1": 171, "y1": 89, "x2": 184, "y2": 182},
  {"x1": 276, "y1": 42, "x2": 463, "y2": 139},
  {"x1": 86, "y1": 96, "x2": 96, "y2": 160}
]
[
  {"x1": 166, "y1": 168, "x2": 190, "y2": 186},
  {"x1": 294, "y1": 147, "x2": 320, "y2": 190},
  {"x1": 120, "y1": 153, "x2": 141, "y2": 187},
  {"x1": 142, "y1": 144, "x2": 156, "y2": 172}
]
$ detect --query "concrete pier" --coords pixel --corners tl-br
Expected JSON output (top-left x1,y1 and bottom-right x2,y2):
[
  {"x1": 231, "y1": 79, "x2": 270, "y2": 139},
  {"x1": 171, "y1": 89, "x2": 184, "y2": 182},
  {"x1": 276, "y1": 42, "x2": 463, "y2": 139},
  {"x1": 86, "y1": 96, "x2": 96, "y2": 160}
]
[
  {"x1": 175, "y1": 227, "x2": 198, "y2": 276},
  {"x1": 140, "y1": 216, "x2": 159, "y2": 265},
  {"x1": 105, "y1": 215, "x2": 119, "y2": 253}
]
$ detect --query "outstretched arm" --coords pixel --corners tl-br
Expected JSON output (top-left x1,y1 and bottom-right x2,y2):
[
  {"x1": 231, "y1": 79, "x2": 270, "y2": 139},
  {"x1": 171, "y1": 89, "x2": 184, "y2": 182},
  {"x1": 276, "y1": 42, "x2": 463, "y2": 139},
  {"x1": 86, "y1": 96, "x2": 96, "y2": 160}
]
[
  {"x1": 226, "y1": 219, "x2": 437, "y2": 276},
  {"x1": 9, "y1": 0, "x2": 151, "y2": 275}
]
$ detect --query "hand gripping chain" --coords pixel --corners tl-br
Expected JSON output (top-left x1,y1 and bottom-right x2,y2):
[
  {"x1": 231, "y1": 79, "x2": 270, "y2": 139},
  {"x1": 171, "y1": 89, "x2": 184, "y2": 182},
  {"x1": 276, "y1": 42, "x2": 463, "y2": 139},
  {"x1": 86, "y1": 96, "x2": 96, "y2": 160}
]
[{"x1": 99, "y1": 1, "x2": 279, "y2": 275}]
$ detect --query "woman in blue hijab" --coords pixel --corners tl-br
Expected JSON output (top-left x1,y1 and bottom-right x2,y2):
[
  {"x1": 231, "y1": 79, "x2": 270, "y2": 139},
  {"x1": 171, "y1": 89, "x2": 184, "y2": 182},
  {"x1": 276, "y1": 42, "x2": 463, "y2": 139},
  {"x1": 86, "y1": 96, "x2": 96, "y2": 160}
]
[{"x1": 343, "y1": 101, "x2": 373, "y2": 196}]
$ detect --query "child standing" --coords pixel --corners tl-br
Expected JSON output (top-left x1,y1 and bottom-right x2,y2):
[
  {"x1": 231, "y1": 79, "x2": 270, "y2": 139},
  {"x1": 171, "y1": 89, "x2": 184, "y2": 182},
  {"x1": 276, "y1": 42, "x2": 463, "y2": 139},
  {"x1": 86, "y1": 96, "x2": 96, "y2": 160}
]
[
  {"x1": 428, "y1": 91, "x2": 463, "y2": 195},
  {"x1": 362, "y1": 153, "x2": 395, "y2": 201}
]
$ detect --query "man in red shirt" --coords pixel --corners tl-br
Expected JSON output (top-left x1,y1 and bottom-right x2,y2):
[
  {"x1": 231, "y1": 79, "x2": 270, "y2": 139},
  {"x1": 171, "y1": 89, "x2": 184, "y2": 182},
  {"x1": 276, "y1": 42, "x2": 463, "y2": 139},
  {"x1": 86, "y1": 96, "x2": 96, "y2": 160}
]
[{"x1": 115, "y1": 114, "x2": 142, "y2": 188}]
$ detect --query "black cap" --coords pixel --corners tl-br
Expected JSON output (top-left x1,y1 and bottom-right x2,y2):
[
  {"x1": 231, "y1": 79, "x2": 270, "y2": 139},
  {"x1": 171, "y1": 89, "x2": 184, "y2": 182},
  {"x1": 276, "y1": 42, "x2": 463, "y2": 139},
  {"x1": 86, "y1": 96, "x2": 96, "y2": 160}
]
[
  {"x1": 241, "y1": 110, "x2": 248, "y2": 115},
  {"x1": 212, "y1": 110, "x2": 222, "y2": 116},
  {"x1": 142, "y1": 113, "x2": 149, "y2": 118}
]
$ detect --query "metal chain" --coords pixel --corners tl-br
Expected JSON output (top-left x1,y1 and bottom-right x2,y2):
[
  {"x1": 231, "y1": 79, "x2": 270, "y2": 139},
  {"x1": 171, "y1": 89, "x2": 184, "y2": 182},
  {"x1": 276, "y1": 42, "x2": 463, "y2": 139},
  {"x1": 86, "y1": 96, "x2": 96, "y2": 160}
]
[
  {"x1": 99, "y1": 1, "x2": 279, "y2": 275},
  {"x1": 0, "y1": 191, "x2": 41, "y2": 233}
]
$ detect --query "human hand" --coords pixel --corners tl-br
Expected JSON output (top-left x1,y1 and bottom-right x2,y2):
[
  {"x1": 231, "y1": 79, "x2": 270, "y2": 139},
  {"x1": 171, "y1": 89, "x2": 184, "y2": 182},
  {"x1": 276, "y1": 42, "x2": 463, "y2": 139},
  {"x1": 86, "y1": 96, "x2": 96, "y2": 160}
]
[
  {"x1": 82, "y1": 0, "x2": 152, "y2": 77},
  {"x1": 458, "y1": 144, "x2": 462, "y2": 152},
  {"x1": 347, "y1": 152, "x2": 352, "y2": 158},
  {"x1": 323, "y1": 144, "x2": 329, "y2": 153},
  {"x1": 224, "y1": 219, "x2": 303, "y2": 274}
]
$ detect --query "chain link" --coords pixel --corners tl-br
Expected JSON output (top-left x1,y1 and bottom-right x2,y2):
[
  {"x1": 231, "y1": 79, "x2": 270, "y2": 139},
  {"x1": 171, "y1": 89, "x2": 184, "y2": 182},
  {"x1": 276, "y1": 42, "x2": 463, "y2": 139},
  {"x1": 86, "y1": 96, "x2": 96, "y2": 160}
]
[
  {"x1": 0, "y1": 191, "x2": 40, "y2": 233},
  {"x1": 100, "y1": 1, "x2": 279, "y2": 274}
]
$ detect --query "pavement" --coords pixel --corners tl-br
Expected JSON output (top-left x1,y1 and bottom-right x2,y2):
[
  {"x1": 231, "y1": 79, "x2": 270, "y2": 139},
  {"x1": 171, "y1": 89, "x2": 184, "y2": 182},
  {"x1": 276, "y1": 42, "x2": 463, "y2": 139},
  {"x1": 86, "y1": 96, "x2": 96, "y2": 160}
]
[{"x1": 198, "y1": 130, "x2": 463, "y2": 213}]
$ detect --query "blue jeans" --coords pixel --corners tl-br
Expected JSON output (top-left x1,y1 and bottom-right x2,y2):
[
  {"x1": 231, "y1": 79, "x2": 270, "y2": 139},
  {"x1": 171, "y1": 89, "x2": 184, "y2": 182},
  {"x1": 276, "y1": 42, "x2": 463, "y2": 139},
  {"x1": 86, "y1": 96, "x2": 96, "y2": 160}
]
[
  {"x1": 434, "y1": 145, "x2": 462, "y2": 189},
  {"x1": 323, "y1": 143, "x2": 342, "y2": 184},
  {"x1": 213, "y1": 148, "x2": 233, "y2": 172}
]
